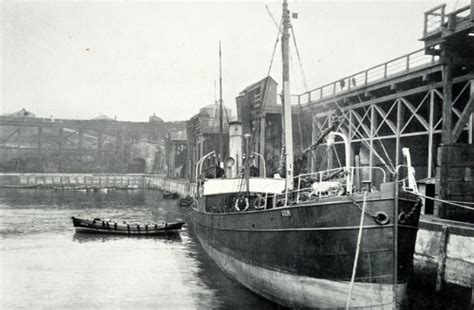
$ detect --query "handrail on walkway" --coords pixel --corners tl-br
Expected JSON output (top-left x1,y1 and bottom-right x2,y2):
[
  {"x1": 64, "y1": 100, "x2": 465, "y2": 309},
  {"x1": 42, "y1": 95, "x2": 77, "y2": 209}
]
[
  {"x1": 296, "y1": 4, "x2": 472, "y2": 107},
  {"x1": 297, "y1": 48, "x2": 439, "y2": 106},
  {"x1": 423, "y1": 4, "x2": 472, "y2": 36},
  {"x1": 423, "y1": 4, "x2": 446, "y2": 37}
]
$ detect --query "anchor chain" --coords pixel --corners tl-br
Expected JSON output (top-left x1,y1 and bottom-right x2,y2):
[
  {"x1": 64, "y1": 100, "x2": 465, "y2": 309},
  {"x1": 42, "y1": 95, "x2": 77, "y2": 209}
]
[
  {"x1": 398, "y1": 198, "x2": 422, "y2": 224},
  {"x1": 347, "y1": 195, "x2": 378, "y2": 220}
]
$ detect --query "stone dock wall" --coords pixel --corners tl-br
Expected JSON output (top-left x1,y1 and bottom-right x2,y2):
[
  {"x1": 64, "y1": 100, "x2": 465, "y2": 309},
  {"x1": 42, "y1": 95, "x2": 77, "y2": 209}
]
[
  {"x1": 145, "y1": 176, "x2": 195, "y2": 197},
  {"x1": 414, "y1": 216, "x2": 474, "y2": 290},
  {"x1": 0, "y1": 173, "x2": 145, "y2": 189},
  {"x1": 0, "y1": 173, "x2": 195, "y2": 197}
]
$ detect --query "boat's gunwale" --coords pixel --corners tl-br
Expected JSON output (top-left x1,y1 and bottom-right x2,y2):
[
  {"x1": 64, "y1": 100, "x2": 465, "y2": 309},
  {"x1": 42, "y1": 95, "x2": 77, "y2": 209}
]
[
  {"x1": 71, "y1": 217, "x2": 185, "y2": 235},
  {"x1": 193, "y1": 194, "x2": 418, "y2": 216},
  {"x1": 192, "y1": 219, "x2": 419, "y2": 232},
  {"x1": 73, "y1": 226, "x2": 183, "y2": 235}
]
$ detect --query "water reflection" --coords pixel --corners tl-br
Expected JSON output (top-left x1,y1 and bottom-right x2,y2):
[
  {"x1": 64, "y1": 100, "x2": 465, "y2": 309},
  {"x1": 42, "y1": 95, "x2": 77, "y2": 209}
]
[
  {"x1": 0, "y1": 188, "x2": 147, "y2": 208},
  {"x1": 72, "y1": 232, "x2": 183, "y2": 243},
  {"x1": 0, "y1": 188, "x2": 277, "y2": 309}
]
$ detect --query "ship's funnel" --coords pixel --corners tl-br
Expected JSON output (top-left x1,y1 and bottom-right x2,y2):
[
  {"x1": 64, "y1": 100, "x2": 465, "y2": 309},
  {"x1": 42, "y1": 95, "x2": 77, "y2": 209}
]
[{"x1": 228, "y1": 121, "x2": 242, "y2": 178}]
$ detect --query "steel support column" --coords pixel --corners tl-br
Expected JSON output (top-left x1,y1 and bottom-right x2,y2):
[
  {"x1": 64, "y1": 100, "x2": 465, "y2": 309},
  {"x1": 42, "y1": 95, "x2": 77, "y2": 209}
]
[
  {"x1": 17, "y1": 126, "x2": 21, "y2": 151},
  {"x1": 441, "y1": 62, "x2": 453, "y2": 142},
  {"x1": 115, "y1": 131, "x2": 123, "y2": 173},
  {"x1": 259, "y1": 114, "x2": 266, "y2": 176},
  {"x1": 327, "y1": 118, "x2": 333, "y2": 170},
  {"x1": 78, "y1": 129, "x2": 84, "y2": 153},
  {"x1": 311, "y1": 118, "x2": 317, "y2": 172},
  {"x1": 369, "y1": 105, "x2": 375, "y2": 185},
  {"x1": 98, "y1": 130, "x2": 104, "y2": 171},
  {"x1": 469, "y1": 80, "x2": 473, "y2": 144},
  {"x1": 439, "y1": 59, "x2": 453, "y2": 219},
  {"x1": 393, "y1": 94, "x2": 402, "y2": 307},
  {"x1": 38, "y1": 127, "x2": 42, "y2": 171},
  {"x1": 58, "y1": 127, "x2": 63, "y2": 171},
  {"x1": 428, "y1": 90, "x2": 435, "y2": 178},
  {"x1": 451, "y1": 80, "x2": 473, "y2": 142}
]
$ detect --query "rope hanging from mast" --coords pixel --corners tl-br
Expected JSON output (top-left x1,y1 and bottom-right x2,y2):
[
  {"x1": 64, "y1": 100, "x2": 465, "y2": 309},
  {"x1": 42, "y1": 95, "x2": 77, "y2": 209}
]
[
  {"x1": 332, "y1": 102, "x2": 396, "y2": 175},
  {"x1": 234, "y1": 15, "x2": 282, "y2": 193},
  {"x1": 264, "y1": 4, "x2": 311, "y2": 156},
  {"x1": 218, "y1": 41, "x2": 224, "y2": 163},
  {"x1": 354, "y1": 93, "x2": 396, "y2": 172},
  {"x1": 302, "y1": 118, "x2": 340, "y2": 154},
  {"x1": 290, "y1": 26, "x2": 309, "y2": 92},
  {"x1": 247, "y1": 16, "x2": 282, "y2": 155},
  {"x1": 266, "y1": 20, "x2": 282, "y2": 78},
  {"x1": 290, "y1": 52, "x2": 305, "y2": 153}
]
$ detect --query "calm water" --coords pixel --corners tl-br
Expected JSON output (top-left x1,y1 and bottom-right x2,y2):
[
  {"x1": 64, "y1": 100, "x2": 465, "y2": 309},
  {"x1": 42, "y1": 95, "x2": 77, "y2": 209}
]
[
  {"x1": 0, "y1": 189, "x2": 471, "y2": 309},
  {"x1": 0, "y1": 189, "x2": 277, "y2": 309}
]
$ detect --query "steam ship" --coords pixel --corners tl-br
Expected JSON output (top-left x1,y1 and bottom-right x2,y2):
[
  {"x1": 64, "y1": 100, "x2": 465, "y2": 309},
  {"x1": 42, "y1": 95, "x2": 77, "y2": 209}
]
[{"x1": 192, "y1": 1, "x2": 421, "y2": 308}]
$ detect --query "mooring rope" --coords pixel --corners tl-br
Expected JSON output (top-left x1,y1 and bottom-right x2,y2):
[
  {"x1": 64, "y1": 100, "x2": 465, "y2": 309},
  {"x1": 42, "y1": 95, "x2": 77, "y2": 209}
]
[
  {"x1": 346, "y1": 191, "x2": 367, "y2": 309},
  {"x1": 347, "y1": 194, "x2": 377, "y2": 220},
  {"x1": 416, "y1": 192, "x2": 474, "y2": 211},
  {"x1": 447, "y1": 199, "x2": 474, "y2": 205}
]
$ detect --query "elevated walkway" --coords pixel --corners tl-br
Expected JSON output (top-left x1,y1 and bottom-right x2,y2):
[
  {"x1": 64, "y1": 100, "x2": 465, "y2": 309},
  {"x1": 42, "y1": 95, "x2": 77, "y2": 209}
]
[
  {"x1": 298, "y1": 4, "x2": 473, "y2": 184},
  {"x1": 298, "y1": 48, "x2": 443, "y2": 110},
  {"x1": 422, "y1": 3, "x2": 474, "y2": 56},
  {"x1": 297, "y1": 3, "x2": 473, "y2": 117},
  {"x1": 0, "y1": 115, "x2": 164, "y2": 132},
  {"x1": 296, "y1": 3, "x2": 474, "y2": 291}
]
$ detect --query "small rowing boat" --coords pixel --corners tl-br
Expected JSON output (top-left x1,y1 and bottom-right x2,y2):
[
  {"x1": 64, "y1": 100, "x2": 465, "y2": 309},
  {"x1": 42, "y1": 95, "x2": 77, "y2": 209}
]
[
  {"x1": 71, "y1": 217, "x2": 185, "y2": 235},
  {"x1": 179, "y1": 195, "x2": 194, "y2": 207},
  {"x1": 163, "y1": 191, "x2": 179, "y2": 199}
]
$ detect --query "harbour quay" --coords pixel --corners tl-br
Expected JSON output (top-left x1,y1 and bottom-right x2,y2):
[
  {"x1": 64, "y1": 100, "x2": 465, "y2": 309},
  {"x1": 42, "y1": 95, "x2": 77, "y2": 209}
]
[{"x1": 0, "y1": 173, "x2": 145, "y2": 190}]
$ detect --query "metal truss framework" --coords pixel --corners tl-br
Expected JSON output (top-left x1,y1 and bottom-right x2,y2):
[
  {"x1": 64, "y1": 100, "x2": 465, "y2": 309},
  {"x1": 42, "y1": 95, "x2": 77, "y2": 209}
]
[
  {"x1": 310, "y1": 77, "x2": 473, "y2": 183},
  {"x1": 0, "y1": 119, "x2": 166, "y2": 172}
]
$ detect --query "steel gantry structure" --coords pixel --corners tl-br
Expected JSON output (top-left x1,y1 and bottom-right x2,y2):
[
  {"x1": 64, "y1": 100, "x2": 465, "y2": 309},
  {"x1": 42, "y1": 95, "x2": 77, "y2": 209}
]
[
  {"x1": 0, "y1": 115, "x2": 176, "y2": 173},
  {"x1": 298, "y1": 3, "x2": 473, "y2": 221}
]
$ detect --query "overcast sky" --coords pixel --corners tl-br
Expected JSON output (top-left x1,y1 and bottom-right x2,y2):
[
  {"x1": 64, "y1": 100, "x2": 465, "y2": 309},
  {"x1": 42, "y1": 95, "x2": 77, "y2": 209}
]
[{"x1": 1, "y1": 0, "x2": 469, "y2": 122}]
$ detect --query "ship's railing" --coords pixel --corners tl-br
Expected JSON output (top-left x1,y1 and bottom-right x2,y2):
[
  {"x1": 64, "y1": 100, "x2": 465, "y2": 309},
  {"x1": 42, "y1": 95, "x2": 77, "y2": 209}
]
[
  {"x1": 351, "y1": 166, "x2": 387, "y2": 184},
  {"x1": 297, "y1": 48, "x2": 439, "y2": 106},
  {"x1": 295, "y1": 166, "x2": 387, "y2": 204},
  {"x1": 195, "y1": 151, "x2": 216, "y2": 197},
  {"x1": 246, "y1": 165, "x2": 386, "y2": 209}
]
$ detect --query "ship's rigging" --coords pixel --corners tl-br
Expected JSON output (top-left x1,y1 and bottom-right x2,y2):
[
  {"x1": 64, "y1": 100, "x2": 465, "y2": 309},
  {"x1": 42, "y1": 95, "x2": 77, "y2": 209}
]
[
  {"x1": 225, "y1": 0, "x2": 398, "y2": 197},
  {"x1": 256, "y1": 1, "x2": 397, "y2": 181},
  {"x1": 192, "y1": 2, "x2": 423, "y2": 307}
]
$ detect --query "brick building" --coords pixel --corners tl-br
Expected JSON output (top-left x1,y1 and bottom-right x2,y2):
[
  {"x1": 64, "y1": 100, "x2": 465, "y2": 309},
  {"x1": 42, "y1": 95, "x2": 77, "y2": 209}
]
[{"x1": 186, "y1": 103, "x2": 231, "y2": 181}]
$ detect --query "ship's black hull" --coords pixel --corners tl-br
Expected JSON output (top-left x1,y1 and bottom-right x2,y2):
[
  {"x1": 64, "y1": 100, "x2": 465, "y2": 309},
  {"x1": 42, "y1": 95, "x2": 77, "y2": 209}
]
[{"x1": 192, "y1": 189, "x2": 420, "y2": 308}]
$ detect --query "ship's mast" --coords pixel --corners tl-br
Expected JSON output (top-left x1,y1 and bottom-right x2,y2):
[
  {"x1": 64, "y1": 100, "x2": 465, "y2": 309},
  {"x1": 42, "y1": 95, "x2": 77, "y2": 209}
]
[
  {"x1": 218, "y1": 41, "x2": 224, "y2": 164},
  {"x1": 282, "y1": 0, "x2": 294, "y2": 190}
]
